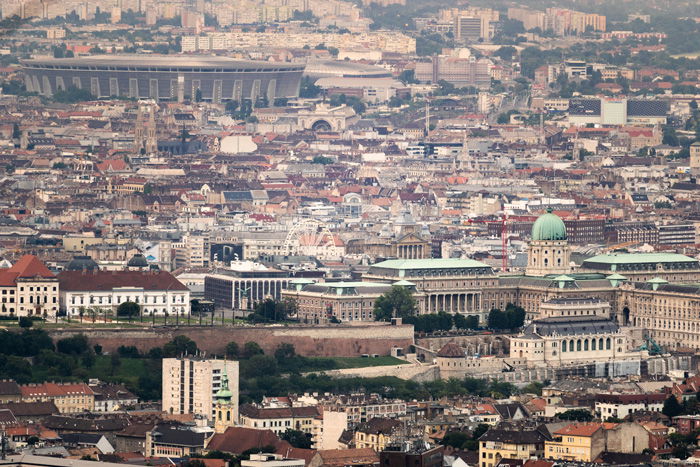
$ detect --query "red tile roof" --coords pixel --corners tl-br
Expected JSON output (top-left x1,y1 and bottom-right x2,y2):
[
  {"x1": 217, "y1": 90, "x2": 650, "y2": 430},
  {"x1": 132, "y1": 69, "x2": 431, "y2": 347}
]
[
  {"x1": 205, "y1": 427, "x2": 292, "y2": 455},
  {"x1": 57, "y1": 271, "x2": 188, "y2": 292},
  {"x1": 10, "y1": 255, "x2": 55, "y2": 279},
  {"x1": 20, "y1": 382, "x2": 93, "y2": 398}
]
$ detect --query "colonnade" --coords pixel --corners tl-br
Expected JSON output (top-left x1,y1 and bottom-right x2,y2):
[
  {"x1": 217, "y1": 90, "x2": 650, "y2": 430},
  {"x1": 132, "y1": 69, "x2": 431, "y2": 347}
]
[{"x1": 425, "y1": 292, "x2": 481, "y2": 314}]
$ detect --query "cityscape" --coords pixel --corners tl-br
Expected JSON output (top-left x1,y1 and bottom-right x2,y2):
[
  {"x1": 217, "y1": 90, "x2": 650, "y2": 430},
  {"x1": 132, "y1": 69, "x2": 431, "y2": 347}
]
[{"x1": 2, "y1": 0, "x2": 700, "y2": 466}]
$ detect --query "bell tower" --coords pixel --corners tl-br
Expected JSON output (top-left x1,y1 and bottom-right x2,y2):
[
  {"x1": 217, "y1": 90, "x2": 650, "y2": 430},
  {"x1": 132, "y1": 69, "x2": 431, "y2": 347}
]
[{"x1": 213, "y1": 362, "x2": 237, "y2": 433}]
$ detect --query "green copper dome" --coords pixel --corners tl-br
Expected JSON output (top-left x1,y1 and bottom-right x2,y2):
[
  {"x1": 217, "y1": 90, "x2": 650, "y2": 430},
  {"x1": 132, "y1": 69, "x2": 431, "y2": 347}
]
[
  {"x1": 215, "y1": 365, "x2": 233, "y2": 403},
  {"x1": 531, "y1": 209, "x2": 567, "y2": 241}
]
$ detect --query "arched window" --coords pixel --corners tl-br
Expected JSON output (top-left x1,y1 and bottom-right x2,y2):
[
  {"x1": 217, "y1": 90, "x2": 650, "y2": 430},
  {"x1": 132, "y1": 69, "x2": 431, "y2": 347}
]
[
  {"x1": 606, "y1": 338, "x2": 611, "y2": 350},
  {"x1": 591, "y1": 339, "x2": 596, "y2": 351},
  {"x1": 584, "y1": 339, "x2": 589, "y2": 351},
  {"x1": 599, "y1": 338, "x2": 604, "y2": 350},
  {"x1": 577, "y1": 340, "x2": 582, "y2": 351},
  {"x1": 562, "y1": 340, "x2": 567, "y2": 352},
  {"x1": 569, "y1": 341, "x2": 574, "y2": 352}
]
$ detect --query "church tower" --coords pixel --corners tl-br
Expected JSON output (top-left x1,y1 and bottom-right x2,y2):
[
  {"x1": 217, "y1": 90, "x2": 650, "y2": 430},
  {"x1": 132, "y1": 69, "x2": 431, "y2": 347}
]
[
  {"x1": 213, "y1": 362, "x2": 237, "y2": 433},
  {"x1": 526, "y1": 208, "x2": 571, "y2": 276}
]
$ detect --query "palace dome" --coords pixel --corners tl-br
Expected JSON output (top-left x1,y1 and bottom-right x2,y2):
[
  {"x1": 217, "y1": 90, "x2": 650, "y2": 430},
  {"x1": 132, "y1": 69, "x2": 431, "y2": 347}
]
[{"x1": 531, "y1": 209, "x2": 567, "y2": 241}]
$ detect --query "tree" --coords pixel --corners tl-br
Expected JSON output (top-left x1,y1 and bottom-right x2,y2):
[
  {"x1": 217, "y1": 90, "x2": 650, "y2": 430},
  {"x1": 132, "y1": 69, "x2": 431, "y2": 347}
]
[
  {"x1": 313, "y1": 155, "x2": 334, "y2": 165},
  {"x1": 162, "y1": 335, "x2": 198, "y2": 357},
  {"x1": 274, "y1": 343, "x2": 296, "y2": 361},
  {"x1": 93, "y1": 344, "x2": 103, "y2": 355},
  {"x1": 487, "y1": 304, "x2": 525, "y2": 330},
  {"x1": 57, "y1": 334, "x2": 90, "y2": 355},
  {"x1": 117, "y1": 301, "x2": 140, "y2": 318},
  {"x1": 225, "y1": 341, "x2": 240, "y2": 358},
  {"x1": 399, "y1": 69, "x2": 417, "y2": 84},
  {"x1": 110, "y1": 353, "x2": 121, "y2": 376},
  {"x1": 281, "y1": 429, "x2": 312, "y2": 449},
  {"x1": 243, "y1": 341, "x2": 264, "y2": 358},
  {"x1": 663, "y1": 395, "x2": 684, "y2": 418},
  {"x1": 494, "y1": 46, "x2": 517, "y2": 61},
  {"x1": 556, "y1": 409, "x2": 593, "y2": 422},
  {"x1": 373, "y1": 286, "x2": 417, "y2": 321},
  {"x1": 18, "y1": 316, "x2": 33, "y2": 328},
  {"x1": 299, "y1": 76, "x2": 321, "y2": 98}
]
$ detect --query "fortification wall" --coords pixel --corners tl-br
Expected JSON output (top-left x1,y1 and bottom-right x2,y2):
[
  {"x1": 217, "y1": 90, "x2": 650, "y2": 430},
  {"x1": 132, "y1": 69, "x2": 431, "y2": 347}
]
[{"x1": 46, "y1": 323, "x2": 415, "y2": 357}]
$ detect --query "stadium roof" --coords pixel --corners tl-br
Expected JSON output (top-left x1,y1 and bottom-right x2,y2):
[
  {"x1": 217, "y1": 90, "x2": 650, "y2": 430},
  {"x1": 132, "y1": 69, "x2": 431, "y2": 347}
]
[{"x1": 22, "y1": 55, "x2": 303, "y2": 70}]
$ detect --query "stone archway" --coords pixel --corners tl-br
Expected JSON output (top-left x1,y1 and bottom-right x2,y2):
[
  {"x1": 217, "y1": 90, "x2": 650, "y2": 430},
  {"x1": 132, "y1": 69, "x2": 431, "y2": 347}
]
[{"x1": 311, "y1": 119, "x2": 332, "y2": 131}]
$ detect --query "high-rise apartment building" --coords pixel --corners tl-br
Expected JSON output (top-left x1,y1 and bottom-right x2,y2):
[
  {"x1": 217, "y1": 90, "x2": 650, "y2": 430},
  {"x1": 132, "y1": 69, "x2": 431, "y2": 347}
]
[{"x1": 162, "y1": 357, "x2": 239, "y2": 422}]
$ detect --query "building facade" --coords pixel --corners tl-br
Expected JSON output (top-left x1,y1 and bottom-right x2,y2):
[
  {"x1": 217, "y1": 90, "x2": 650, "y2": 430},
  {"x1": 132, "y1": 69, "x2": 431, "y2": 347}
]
[
  {"x1": 57, "y1": 270, "x2": 190, "y2": 317},
  {"x1": 162, "y1": 357, "x2": 239, "y2": 422}
]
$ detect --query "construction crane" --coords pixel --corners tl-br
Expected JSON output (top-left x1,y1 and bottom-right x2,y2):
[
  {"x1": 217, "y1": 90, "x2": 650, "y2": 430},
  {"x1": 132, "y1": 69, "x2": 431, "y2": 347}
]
[{"x1": 466, "y1": 216, "x2": 510, "y2": 271}]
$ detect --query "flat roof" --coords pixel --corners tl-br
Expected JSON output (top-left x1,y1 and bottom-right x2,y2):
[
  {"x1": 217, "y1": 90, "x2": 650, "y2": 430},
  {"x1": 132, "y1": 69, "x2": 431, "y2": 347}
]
[
  {"x1": 21, "y1": 55, "x2": 303, "y2": 70},
  {"x1": 370, "y1": 258, "x2": 491, "y2": 270},
  {"x1": 583, "y1": 253, "x2": 698, "y2": 265}
]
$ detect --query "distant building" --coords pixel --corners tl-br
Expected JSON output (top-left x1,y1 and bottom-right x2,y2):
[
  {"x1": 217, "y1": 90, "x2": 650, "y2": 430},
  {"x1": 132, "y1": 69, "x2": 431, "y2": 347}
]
[
  {"x1": 20, "y1": 383, "x2": 94, "y2": 414},
  {"x1": 57, "y1": 270, "x2": 190, "y2": 317},
  {"x1": 415, "y1": 56, "x2": 492, "y2": 88},
  {"x1": 380, "y1": 443, "x2": 444, "y2": 467},
  {"x1": 162, "y1": 357, "x2": 239, "y2": 422},
  {"x1": 0, "y1": 255, "x2": 59, "y2": 319}
]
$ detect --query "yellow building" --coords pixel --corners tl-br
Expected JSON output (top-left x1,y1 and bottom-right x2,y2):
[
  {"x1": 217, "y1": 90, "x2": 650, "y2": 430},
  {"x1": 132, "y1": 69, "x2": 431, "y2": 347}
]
[
  {"x1": 545, "y1": 423, "x2": 609, "y2": 462},
  {"x1": 20, "y1": 382, "x2": 94, "y2": 414},
  {"x1": 353, "y1": 417, "x2": 401, "y2": 451},
  {"x1": 478, "y1": 424, "x2": 552, "y2": 467}
]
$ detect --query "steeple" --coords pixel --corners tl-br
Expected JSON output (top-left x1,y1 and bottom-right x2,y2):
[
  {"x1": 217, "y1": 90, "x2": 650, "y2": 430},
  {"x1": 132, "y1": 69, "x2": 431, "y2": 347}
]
[
  {"x1": 213, "y1": 360, "x2": 237, "y2": 433},
  {"x1": 215, "y1": 362, "x2": 233, "y2": 404}
]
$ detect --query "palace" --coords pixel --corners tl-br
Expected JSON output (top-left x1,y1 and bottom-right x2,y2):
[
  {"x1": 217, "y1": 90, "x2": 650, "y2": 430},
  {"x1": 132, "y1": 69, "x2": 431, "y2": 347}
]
[{"x1": 285, "y1": 209, "x2": 700, "y2": 352}]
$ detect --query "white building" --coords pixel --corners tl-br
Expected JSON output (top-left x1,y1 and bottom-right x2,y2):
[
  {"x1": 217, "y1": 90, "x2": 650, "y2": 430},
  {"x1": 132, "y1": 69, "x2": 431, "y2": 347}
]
[
  {"x1": 241, "y1": 454, "x2": 305, "y2": 467},
  {"x1": 0, "y1": 255, "x2": 59, "y2": 319},
  {"x1": 594, "y1": 394, "x2": 665, "y2": 420},
  {"x1": 57, "y1": 270, "x2": 190, "y2": 316},
  {"x1": 162, "y1": 357, "x2": 239, "y2": 422}
]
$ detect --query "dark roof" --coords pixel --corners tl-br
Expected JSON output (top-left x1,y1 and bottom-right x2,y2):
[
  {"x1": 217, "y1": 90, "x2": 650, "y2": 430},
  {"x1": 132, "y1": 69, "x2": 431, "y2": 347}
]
[
  {"x1": 127, "y1": 253, "x2": 149, "y2": 268},
  {"x1": 0, "y1": 409, "x2": 17, "y2": 425},
  {"x1": 627, "y1": 99, "x2": 668, "y2": 117},
  {"x1": 595, "y1": 393, "x2": 666, "y2": 404},
  {"x1": 42, "y1": 415, "x2": 127, "y2": 432},
  {"x1": 65, "y1": 255, "x2": 99, "y2": 272},
  {"x1": 494, "y1": 403, "x2": 529, "y2": 420},
  {"x1": 0, "y1": 401, "x2": 59, "y2": 417},
  {"x1": 0, "y1": 380, "x2": 21, "y2": 396},
  {"x1": 61, "y1": 432, "x2": 105, "y2": 445},
  {"x1": 239, "y1": 404, "x2": 320, "y2": 419},
  {"x1": 523, "y1": 316, "x2": 619, "y2": 337},
  {"x1": 568, "y1": 99, "x2": 601, "y2": 116},
  {"x1": 355, "y1": 417, "x2": 402, "y2": 435},
  {"x1": 479, "y1": 424, "x2": 552, "y2": 444},
  {"x1": 57, "y1": 270, "x2": 188, "y2": 291},
  {"x1": 150, "y1": 424, "x2": 206, "y2": 447}
]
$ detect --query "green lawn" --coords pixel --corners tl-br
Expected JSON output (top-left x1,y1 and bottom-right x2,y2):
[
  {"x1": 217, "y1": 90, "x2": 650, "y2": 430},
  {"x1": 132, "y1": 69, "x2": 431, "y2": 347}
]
[
  {"x1": 91, "y1": 356, "x2": 150, "y2": 386},
  {"x1": 305, "y1": 356, "x2": 408, "y2": 370}
]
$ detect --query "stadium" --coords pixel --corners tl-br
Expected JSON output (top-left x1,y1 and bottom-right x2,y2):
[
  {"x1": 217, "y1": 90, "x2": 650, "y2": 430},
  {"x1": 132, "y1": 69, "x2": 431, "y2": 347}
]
[{"x1": 21, "y1": 55, "x2": 305, "y2": 102}]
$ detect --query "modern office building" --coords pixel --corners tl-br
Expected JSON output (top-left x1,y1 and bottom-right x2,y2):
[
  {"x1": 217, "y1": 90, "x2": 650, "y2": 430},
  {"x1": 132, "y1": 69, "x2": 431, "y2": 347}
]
[
  {"x1": 204, "y1": 260, "x2": 291, "y2": 311},
  {"x1": 21, "y1": 55, "x2": 305, "y2": 103}
]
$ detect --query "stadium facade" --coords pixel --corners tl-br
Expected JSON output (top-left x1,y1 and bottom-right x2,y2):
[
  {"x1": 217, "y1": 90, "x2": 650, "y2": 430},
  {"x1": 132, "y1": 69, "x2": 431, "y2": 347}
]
[{"x1": 21, "y1": 55, "x2": 305, "y2": 103}]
